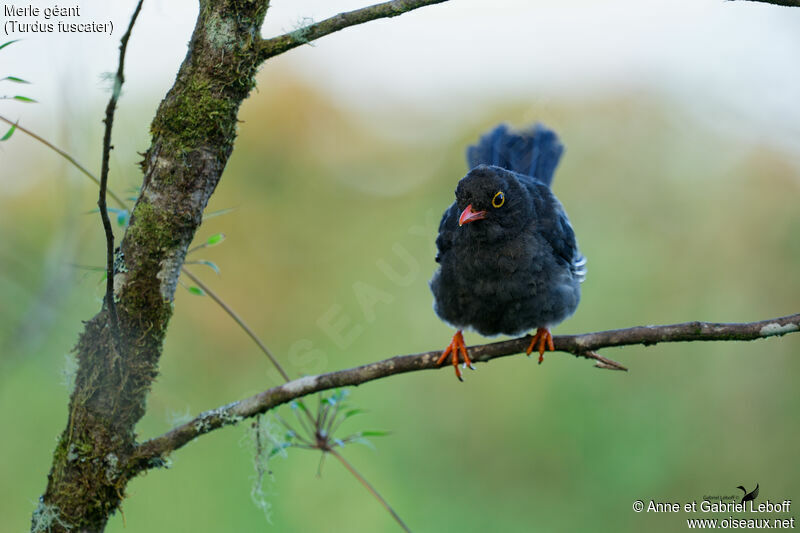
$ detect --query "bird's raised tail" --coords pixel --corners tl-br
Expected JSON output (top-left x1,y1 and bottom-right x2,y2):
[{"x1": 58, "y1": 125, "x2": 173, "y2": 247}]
[{"x1": 466, "y1": 123, "x2": 564, "y2": 187}]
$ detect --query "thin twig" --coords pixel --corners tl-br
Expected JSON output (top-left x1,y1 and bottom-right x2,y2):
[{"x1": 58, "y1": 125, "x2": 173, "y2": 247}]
[
  {"x1": 291, "y1": 406, "x2": 317, "y2": 440},
  {"x1": 132, "y1": 313, "x2": 800, "y2": 467},
  {"x1": 732, "y1": 0, "x2": 800, "y2": 6},
  {"x1": 0, "y1": 115, "x2": 127, "y2": 208},
  {"x1": 98, "y1": 0, "x2": 144, "y2": 348},
  {"x1": 258, "y1": 0, "x2": 449, "y2": 61},
  {"x1": 330, "y1": 449, "x2": 412, "y2": 533},
  {"x1": 324, "y1": 400, "x2": 340, "y2": 439},
  {"x1": 181, "y1": 267, "x2": 291, "y2": 382},
  {"x1": 317, "y1": 394, "x2": 329, "y2": 433}
]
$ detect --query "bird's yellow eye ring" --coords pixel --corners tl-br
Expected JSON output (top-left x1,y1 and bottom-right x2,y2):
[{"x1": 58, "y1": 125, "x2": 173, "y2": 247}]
[{"x1": 492, "y1": 191, "x2": 505, "y2": 208}]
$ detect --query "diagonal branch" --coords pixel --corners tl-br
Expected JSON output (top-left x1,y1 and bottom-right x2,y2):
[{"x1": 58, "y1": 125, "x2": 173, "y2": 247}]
[
  {"x1": 733, "y1": 0, "x2": 800, "y2": 6},
  {"x1": 0, "y1": 115, "x2": 129, "y2": 209},
  {"x1": 330, "y1": 449, "x2": 412, "y2": 533},
  {"x1": 97, "y1": 0, "x2": 144, "y2": 348},
  {"x1": 181, "y1": 267, "x2": 291, "y2": 382},
  {"x1": 258, "y1": 0, "x2": 449, "y2": 61},
  {"x1": 131, "y1": 313, "x2": 800, "y2": 469}
]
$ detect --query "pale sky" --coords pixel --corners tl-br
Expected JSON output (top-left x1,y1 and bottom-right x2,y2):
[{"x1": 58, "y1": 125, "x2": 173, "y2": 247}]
[{"x1": 2, "y1": 0, "x2": 799, "y2": 184}]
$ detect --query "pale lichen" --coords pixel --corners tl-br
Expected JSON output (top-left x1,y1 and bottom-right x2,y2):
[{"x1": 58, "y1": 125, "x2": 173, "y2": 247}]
[
  {"x1": 167, "y1": 406, "x2": 193, "y2": 427},
  {"x1": 288, "y1": 16, "x2": 315, "y2": 44},
  {"x1": 249, "y1": 414, "x2": 288, "y2": 523},
  {"x1": 31, "y1": 501, "x2": 71, "y2": 532},
  {"x1": 104, "y1": 453, "x2": 119, "y2": 482},
  {"x1": 759, "y1": 322, "x2": 799, "y2": 337},
  {"x1": 205, "y1": 12, "x2": 236, "y2": 51},
  {"x1": 283, "y1": 375, "x2": 318, "y2": 395},
  {"x1": 192, "y1": 404, "x2": 243, "y2": 435},
  {"x1": 60, "y1": 354, "x2": 78, "y2": 391}
]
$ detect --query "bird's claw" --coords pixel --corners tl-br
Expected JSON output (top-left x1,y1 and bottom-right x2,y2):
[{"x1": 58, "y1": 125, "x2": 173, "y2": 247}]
[
  {"x1": 526, "y1": 327, "x2": 554, "y2": 364},
  {"x1": 436, "y1": 330, "x2": 474, "y2": 381}
]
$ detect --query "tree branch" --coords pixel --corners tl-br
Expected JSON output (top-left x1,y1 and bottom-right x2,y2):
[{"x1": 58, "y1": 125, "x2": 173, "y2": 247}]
[
  {"x1": 181, "y1": 267, "x2": 291, "y2": 382},
  {"x1": 330, "y1": 449, "x2": 412, "y2": 533},
  {"x1": 97, "y1": 0, "x2": 143, "y2": 348},
  {"x1": 0, "y1": 115, "x2": 129, "y2": 208},
  {"x1": 258, "y1": 0, "x2": 449, "y2": 61},
  {"x1": 733, "y1": 0, "x2": 800, "y2": 6},
  {"x1": 132, "y1": 313, "x2": 799, "y2": 469},
  {"x1": 38, "y1": 1, "x2": 273, "y2": 529}
]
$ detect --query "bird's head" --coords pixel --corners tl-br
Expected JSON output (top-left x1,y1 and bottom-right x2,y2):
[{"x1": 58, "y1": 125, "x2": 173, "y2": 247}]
[{"x1": 454, "y1": 165, "x2": 531, "y2": 240}]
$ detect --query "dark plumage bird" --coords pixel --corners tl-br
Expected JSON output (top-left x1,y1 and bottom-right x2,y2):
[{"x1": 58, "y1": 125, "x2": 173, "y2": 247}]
[
  {"x1": 430, "y1": 123, "x2": 586, "y2": 380},
  {"x1": 737, "y1": 484, "x2": 759, "y2": 504}
]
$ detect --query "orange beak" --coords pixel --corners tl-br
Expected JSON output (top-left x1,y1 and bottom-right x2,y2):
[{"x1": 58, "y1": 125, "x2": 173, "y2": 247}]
[{"x1": 458, "y1": 204, "x2": 487, "y2": 226}]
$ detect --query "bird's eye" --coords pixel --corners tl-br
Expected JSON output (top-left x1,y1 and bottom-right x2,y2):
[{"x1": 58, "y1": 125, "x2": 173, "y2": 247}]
[{"x1": 492, "y1": 191, "x2": 505, "y2": 208}]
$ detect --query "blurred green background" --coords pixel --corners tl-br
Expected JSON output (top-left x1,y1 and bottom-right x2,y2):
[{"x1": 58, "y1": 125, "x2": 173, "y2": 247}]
[{"x1": 1, "y1": 72, "x2": 799, "y2": 532}]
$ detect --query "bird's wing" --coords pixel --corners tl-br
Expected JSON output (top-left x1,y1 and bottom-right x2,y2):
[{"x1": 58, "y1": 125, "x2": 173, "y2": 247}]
[
  {"x1": 434, "y1": 203, "x2": 459, "y2": 264},
  {"x1": 527, "y1": 179, "x2": 586, "y2": 281},
  {"x1": 751, "y1": 484, "x2": 759, "y2": 500}
]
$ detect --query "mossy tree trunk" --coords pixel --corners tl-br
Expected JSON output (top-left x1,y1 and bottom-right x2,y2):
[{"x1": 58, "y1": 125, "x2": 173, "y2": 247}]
[{"x1": 36, "y1": 1, "x2": 270, "y2": 531}]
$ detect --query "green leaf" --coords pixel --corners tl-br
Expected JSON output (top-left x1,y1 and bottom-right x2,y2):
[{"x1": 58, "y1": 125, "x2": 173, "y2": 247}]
[
  {"x1": 206, "y1": 233, "x2": 225, "y2": 246},
  {"x1": 358, "y1": 430, "x2": 390, "y2": 437},
  {"x1": 268, "y1": 442, "x2": 291, "y2": 458},
  {"x1": 72, "y1": 265, "x2": 105, "y2": 272},
  {"x1": 0, "y1": 123, "x2": 16, "y2": 141},
  {"x1": 325, "y1": 389, "x2": 349, "y2": 405},
  {"x1": 188, "y1": 286, "x2": 205, "y2": 296},
  {"x1": 204, "y1": 207, "x2": 236, "y2": 220},
  {"x1": 342, "y1": 408, "x2": 366, "y2": 420},
  {"x1": 0, "y1": 40, "x2": 20, "y2": 52},
  {"x1": 2, "y1": 76, "x2": 30, "y2": 84},
  {"x1": 12, "y1": 95, "x2": 36, "y2": 103},
  {"x1": 350, "y1": 437, "x2": 376, "y2": 450},
  {"x1": 291, "y1": 400, "x2": 310, "y2": 414},
  {"x1": 194, "y1": 260, "x2": 220, "y2": 275}
]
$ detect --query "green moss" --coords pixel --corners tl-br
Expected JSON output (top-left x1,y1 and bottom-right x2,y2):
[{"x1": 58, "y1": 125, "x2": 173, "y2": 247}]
[
  {"x1": 43, "y1": 411, "x2": 132, "y2": 530},
  {"x1": 52, "y1": 436, "x2": 69, "y2": 465},
  {"x1": 149, "y1": 3, "x2": 267, "y2": 155},
  {"x1": 150, "y1": 78, "x2": 239, "y2": 154},
  {"x1": 127, "y1": 201, "x2": 174, "y2": 251}
]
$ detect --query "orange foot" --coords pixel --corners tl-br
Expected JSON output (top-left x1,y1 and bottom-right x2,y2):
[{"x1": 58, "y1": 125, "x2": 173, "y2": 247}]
[
  {"x1": 526, "y1": 327, "x2": 554, "y2": 364},
  {"x1": 436, "y1": 330, "x2": 474, "y2": 382}
]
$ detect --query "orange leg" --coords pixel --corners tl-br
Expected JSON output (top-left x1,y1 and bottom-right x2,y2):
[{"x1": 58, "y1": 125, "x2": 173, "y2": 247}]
[
  {"x1": 525, "y1": 327, "x2": 555, "y2": 364},
  {"x1": 436, "y1": 330, "x2": 474, "y2": 381}
]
